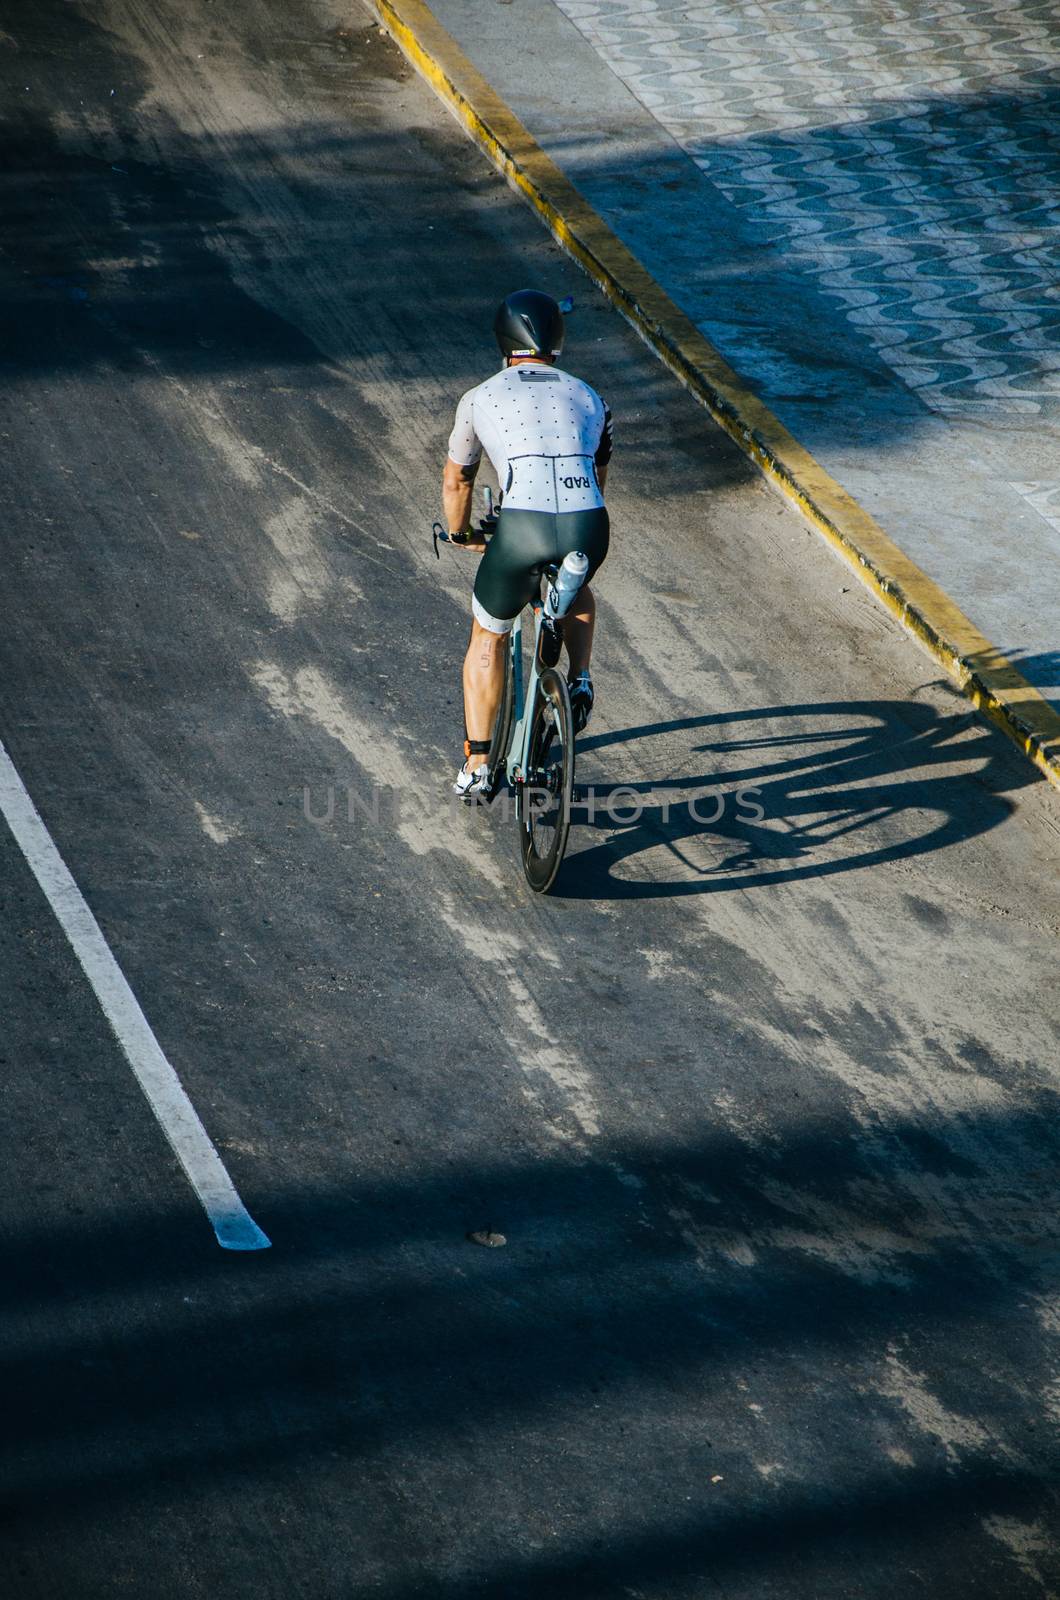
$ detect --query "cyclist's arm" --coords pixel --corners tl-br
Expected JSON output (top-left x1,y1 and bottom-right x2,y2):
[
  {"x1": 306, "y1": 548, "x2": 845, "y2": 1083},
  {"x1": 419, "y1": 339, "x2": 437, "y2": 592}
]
[
  {"x1": 595, "y1": 403, "x2": 613, "y2": 494},
  {"x1": 442, "y1": 456, "x2": 479, "y2": 539},
  {"x1": 444, "y1": 388, "x2": 483, "y2": 542}
]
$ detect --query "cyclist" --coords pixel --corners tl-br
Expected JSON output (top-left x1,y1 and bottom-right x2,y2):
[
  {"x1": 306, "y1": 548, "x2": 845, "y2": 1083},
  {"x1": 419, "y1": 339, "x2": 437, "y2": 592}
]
[{"x1": 442, "y1": 289, "x2": 613, "y2": 798}]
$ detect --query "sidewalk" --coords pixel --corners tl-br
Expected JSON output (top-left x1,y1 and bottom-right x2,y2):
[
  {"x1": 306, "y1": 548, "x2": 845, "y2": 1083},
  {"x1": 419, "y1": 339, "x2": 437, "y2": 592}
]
[{"x1": 417, "y1": 0, "x2": 1060, "y2": 720}]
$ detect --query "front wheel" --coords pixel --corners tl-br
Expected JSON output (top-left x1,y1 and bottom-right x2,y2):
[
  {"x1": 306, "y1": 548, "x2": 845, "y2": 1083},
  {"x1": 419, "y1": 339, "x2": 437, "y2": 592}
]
[{"x1": 520, "y1": 667, "x2": 575, "y2": 893}]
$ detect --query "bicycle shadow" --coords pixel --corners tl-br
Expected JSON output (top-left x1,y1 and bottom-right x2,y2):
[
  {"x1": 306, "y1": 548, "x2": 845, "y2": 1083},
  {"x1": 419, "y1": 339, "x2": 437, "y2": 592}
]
[{"x1": 558, "y1": 694, "x2": 1034, "y2": 899}]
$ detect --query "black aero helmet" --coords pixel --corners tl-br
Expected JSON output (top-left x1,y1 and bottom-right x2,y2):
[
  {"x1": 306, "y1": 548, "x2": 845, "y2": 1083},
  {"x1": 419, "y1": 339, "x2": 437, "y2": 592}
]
[{"x1": 494, "y1": 289, "x2": 564, "y2": 360}]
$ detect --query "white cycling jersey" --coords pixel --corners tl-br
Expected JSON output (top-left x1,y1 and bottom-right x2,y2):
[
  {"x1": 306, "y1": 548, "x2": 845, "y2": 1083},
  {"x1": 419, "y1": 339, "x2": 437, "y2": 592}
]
[{"x1": 447, "y1": 361, "x2": 612, "y2": 515}]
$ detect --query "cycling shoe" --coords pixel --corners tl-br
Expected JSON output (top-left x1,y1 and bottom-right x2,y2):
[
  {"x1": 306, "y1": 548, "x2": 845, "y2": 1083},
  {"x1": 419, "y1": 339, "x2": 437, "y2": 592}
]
[{"x1": 568, "y1": 671, "x2": 594, "y2": 734}]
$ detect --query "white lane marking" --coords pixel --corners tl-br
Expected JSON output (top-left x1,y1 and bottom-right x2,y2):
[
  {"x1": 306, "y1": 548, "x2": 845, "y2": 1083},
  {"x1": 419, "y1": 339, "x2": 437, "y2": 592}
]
[{"x1": 0, "y1": 739, "x2": 270, "y2": 1252}]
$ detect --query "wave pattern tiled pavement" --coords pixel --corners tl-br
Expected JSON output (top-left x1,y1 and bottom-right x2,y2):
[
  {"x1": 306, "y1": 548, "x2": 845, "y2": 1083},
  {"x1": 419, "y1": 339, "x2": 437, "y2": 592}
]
[{"x1": 554, "y1": 0, "x2": 1060, "y2": 434}]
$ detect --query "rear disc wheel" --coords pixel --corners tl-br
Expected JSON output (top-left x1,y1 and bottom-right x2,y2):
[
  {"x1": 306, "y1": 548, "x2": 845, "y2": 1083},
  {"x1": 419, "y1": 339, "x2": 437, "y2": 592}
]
[{"x1": 520, "y1": 667, "x2": 574, "y2": 893}]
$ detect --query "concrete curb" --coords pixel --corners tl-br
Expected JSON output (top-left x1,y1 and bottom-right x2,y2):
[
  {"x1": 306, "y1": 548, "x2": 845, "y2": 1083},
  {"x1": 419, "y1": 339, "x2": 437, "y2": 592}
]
[{"x1": 368, "y1": 0, "x2": 1060, "y2": 793}]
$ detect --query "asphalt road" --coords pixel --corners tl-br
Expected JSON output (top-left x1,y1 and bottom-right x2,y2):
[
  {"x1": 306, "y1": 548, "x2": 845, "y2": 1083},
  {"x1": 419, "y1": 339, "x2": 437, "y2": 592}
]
[{"x1": 1, "y1": 2, "x2": 1059, "y2": 1596}]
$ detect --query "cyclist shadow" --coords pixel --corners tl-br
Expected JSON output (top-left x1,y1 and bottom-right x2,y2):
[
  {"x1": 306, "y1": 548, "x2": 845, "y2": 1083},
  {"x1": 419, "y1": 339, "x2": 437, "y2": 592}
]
[{"x1": 559, "y1": 694, "x2": 1035, "y2": 899}]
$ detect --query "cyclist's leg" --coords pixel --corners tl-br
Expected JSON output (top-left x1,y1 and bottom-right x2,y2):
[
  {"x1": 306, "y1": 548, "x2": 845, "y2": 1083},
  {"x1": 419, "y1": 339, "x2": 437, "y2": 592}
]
[
  {"x1": 460, "y1": 511, "x2": 555, "y2": 776},
  {"x1": 455, "y1": 614, "x2": 507, "y2": 796},
  {"x1": 461, "y1": 616, "x2": 507, "y2": 754},
  {"x1": 553, "y1": 508, "x2": 609, "y2": 665},
  {"x1": 562, "y1": 587, "x2": 595, "y2": 676},
  {"x1": 473, "y1": 509, "x2": 556, "y2": 621},
  {"x1": 553, "y1": 509, "x2": 609, "y2": 726}
]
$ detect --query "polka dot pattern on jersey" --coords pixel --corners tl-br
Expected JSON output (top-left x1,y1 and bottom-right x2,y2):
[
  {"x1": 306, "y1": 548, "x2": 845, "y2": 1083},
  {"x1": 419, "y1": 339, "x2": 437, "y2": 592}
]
[{"x1": 447, "y1": 364, "x2": 610, "y2": 516}]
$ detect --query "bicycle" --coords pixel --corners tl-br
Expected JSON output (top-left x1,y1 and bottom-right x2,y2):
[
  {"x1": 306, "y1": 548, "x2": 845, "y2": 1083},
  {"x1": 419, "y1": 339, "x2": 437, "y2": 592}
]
[{"x1": 434, "y1": 489, "x2": 583, "y2": 894}]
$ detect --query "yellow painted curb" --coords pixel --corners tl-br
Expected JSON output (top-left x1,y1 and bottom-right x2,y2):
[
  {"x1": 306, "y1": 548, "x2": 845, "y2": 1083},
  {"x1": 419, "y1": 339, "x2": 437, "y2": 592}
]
[{"x1": 369, "y1": 0, "x2": 1060, "y2": 791}]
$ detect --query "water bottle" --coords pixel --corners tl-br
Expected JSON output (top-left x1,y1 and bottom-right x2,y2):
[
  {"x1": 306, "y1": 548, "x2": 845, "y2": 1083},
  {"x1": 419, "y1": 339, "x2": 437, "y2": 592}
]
[{"x1": 546, "y1": 551, "x2": 589, "y2": 620}]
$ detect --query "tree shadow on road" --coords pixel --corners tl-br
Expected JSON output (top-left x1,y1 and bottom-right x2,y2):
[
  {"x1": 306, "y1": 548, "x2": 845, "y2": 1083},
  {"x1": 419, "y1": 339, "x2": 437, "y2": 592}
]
[{"x1": 3, "y1": 1089, "x2": 1060, "y2": 1597}]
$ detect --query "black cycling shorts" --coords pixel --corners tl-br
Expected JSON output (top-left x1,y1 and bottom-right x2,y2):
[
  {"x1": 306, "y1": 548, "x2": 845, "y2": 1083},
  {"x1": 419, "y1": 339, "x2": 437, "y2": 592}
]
[{"x1": 472, "y1": 506, "x2": 610, "y2": 633}]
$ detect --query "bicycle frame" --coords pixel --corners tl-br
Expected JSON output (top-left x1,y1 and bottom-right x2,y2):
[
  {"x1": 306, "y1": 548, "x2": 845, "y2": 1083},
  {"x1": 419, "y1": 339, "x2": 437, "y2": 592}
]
[
  {"x1": 439, "y1": 486, "x2": 583, "y2": 891},
  {"x1": 435, "y1": 489, "x2": 579, "y2": 831},
  {"x1": 499, "y1": 601, "x2": 545, "y2": 822}
]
